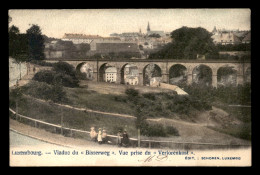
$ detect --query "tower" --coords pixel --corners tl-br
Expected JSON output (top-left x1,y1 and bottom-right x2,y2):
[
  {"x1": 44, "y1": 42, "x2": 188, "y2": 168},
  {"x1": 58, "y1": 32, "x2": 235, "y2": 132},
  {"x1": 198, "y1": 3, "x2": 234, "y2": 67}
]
[
  {"x1": 147, "y1": 22, "x2": 150, "y2": 32},
  {"x1": 212, "y1": 26, "x2": 217, "y2": 34}
]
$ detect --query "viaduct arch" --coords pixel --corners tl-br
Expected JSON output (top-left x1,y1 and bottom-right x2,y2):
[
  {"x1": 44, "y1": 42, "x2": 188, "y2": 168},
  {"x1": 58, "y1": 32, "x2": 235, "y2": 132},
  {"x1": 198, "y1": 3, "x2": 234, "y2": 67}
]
[{"x1": 46, "y1": 59, "x2": 251, "y2": 88}]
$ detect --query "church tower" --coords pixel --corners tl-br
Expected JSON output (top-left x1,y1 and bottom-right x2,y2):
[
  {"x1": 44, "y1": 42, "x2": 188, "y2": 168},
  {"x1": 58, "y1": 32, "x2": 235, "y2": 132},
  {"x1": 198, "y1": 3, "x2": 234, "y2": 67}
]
[
  {"x1": 212, "y1": 26, "x2": 217, "y2": 34},
  {"x1": 147, "y1": 22, "x2": 150, "y2": 32}
]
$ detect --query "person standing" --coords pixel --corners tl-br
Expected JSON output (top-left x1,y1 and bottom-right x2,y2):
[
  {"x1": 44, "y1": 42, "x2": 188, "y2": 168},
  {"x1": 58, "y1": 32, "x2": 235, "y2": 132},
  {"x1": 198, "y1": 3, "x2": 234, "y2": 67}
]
[
  {"x1": 97, "y1": 128, "x2": 102, "y2": 144},
  {"x1": 117, "y1": 130, "x2": 122, "y2": 147},
  {"x1": 90, "y1": 127, "x2": 97, "y2": 142},
  {"x1": 102, "y1": 129, "x2": 107, "y2": 144},
  {"x1": 122, "y1": 130, "x2": 130, "y2": 147}
]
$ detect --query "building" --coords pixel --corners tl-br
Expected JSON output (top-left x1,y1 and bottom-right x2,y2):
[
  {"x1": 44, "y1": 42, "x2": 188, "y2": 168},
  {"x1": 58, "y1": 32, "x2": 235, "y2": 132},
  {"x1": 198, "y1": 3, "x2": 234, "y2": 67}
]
[
  {"x1": 150, "y1": 77, "x2": 162, "y2": 87},
  {"x1": 104, "y1": 67, "x2": 117, "y2": 83},
  {"x1": 125, "y1": 76, "x2": 138, "y2": 85},
  {"x1": 88, "y1": 40, "x2": 140, "y2": 56},
  {"x1": 211, "y1": 32, "x2": 241, "y2": 45},
  {"x1": 241, "y1": 31, "x2": 251, "y2": 44},
  {"x1": 124, "y1": 65, "x2": 139, "y2": 85},
  {"x1": 146, "y1": 22, "x2": 166, "y2": 37},
  {"x1": 80, "y1": 63, "x2": 94, "y2": 80},
  {"x1": 211, "y1": 27, "x2": 250, "y2": 45},
  {"x1": 110, "y1": 31, "x2": 143, "y2": 41},
  {"x1": 62, "y1": 33, "x2": 103, "y2": 44}
]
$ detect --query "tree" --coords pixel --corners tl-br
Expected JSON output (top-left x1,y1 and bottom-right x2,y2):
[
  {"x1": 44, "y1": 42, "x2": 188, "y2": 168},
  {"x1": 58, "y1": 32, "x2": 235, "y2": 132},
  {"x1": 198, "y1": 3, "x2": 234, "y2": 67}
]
[
  {"x1": 26, "y1": 24, "x2": 45, "y2": 60},
  {"x1": 149, "y1": 27, "x2": 219, "y2": 60},
  {"x1": 9, "y1": 25, "x2": 29, "y2": 65},
  {"x1": 9, "y1": 25, "x2": 20, "y2": 57}
]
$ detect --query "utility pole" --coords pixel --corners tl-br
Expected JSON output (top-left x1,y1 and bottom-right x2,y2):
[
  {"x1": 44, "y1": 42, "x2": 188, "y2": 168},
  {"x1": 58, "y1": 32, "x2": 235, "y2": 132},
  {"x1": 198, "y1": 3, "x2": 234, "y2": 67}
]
[
  {"x1": 19, "y1": 62, "x2": 21, "y2": 80},
  {"x1": 138, "y1": 128, "x2": 141, "y2": 148},
  {"x1": 61, "y1": 106, "x2": 63, "y2": 135},
  {"x1": 15, "y1": 99, "x2": 18, "y2": 121},
  {"x1": 97, "y1": 57, "x2": 99, "y2": 82}
]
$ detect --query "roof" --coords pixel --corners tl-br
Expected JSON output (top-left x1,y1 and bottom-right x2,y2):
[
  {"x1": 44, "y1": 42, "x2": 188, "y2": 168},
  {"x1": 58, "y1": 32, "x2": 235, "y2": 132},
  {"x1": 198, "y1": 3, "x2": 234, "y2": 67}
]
[
  {"x1": 147, "y1": 31, "x2": 165, "y2": 37},
  {"x1": 93, "y1": 42, "x2": 140, "y2": 53},
  {"x1": 242, "y1": 32, "x2": 251, "y2": 42},
  {"x1": 63, "y1": 33, "x2": 102, "y2": 39},
  {"x1": 212, "y1": 33, "x2": 241, "y2": 43},
  {"x1": 127, "y1": 75, "x2": 138, "y2": 79},
  {"x1": 233, "y1": 31, "x2": 248, "y2": 38}
]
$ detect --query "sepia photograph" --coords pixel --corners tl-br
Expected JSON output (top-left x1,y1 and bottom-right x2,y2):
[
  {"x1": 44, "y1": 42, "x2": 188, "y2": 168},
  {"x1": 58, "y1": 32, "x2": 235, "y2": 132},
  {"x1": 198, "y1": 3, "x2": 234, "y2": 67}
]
[{"x1": 9, "y1": 9, "x2": 251, "y2": 166}]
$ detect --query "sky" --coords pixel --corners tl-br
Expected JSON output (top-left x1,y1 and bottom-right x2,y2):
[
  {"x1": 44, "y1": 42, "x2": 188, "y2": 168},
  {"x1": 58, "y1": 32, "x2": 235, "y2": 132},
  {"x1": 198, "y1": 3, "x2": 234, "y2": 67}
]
[{"x1": 8, "y1": 9, "x2": 251, "y2": 39}]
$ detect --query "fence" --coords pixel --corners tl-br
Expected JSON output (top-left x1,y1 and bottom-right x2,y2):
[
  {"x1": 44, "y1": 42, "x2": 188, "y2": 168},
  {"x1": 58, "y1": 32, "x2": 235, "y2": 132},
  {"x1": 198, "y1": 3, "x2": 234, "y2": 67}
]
[{"x1": 9, "y1": 108, "x2": 251, "y2": 150}]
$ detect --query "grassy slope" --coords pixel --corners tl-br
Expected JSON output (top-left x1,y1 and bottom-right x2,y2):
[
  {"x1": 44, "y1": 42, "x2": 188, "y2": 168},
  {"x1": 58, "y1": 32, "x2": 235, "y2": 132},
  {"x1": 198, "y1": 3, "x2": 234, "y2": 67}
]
[
  {"x1": 64, "y1": 87, "x2": 136, "y2": 116},
  {"x1": 9, "y1": 80, "x2": 251, "y2": 143}
]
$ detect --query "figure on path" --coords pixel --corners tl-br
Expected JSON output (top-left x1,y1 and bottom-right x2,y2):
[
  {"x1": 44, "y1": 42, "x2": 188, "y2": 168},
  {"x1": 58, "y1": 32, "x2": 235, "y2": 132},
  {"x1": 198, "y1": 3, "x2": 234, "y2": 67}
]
[
  {"x1": 102, "y1": 129, "x2": 107, "y2": 144},
  {"x1": 90, "y1": 127, "x2": 97, "y2": 142},
  {"x1": 97, "y1": 128, "x2": 103, "y2": 144},
  {"x1": 122, "y1": 130, "x2": 130, "y2": 147},
  {"x1": 117, "y1": 130, "x2": 122, "y2": 147}
]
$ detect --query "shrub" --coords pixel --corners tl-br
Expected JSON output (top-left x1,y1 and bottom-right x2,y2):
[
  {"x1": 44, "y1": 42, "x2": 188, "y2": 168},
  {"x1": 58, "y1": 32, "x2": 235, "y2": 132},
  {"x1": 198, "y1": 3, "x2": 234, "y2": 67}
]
[
  {"x1": 165, "y1": 126, "x2": 180, "y2": 136},
  {"x1": 33, "y1": 70, "x2": 56, "y2": 84},
  {"x1": 114, "y1": 96, "x2": 127, "y2": 103},
  {"x1": 54, "y1": 73, "x2": 79, "y2": 88},
  {"x1": 142, "y1": 93, "x2": 156, "y2": 100},
  {"x1": 125, "y1": 88, "x2": 139, "y2": 98},
  {"x1": 52, "y1": 61, "x2": 76, "y2": 77},
  {"x1": 33, "y1": 70, "x2": 79, "y2": 88},
  {"x1": 22, "y1": 81, "x2": 67, "y2": 103}
]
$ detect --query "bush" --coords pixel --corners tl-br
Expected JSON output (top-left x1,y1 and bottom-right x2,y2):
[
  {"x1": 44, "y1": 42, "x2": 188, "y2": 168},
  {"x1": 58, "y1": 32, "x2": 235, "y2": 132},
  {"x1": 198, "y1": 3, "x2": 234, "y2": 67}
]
[
  {"x1": 53, "y1": 61, "x2": 76, "y2": 77},
  {"x1": 33, "y1": 70, "x2": 56, "y2": 84},
  {"x1": 140, "y1": 123, "x2": 167, "y2": 137},
  {"x1": 142, "y1": 93, "x2": 156, "y2": 100},
  {"x1": 33, "y1": 70, "x2": 79, "y2": 88},
  {"x1": 125, "y1": 88, "x2": 139, "y2": 98},
  {"x1": 22, "y1": 81, "x2": 67, "y2": 103},
  {"x1": 165, "y1": 126, "x2": 180, "y2": 136},
  {"x1": 140, "y1": 123, "x2": 180, "y2": 137},
  {"x1": 54, "y1": 73, "x2": 79, "y2": 88},
  {"x1": 114, "y1": 96, "x2": 127, "y2": 103}
]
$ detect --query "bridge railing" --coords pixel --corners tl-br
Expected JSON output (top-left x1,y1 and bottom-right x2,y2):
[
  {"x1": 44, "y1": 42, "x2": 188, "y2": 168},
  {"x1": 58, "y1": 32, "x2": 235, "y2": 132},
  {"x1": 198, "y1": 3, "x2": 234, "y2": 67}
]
[{"x1": 9, "y1": 108, "x2": 250, "y2": 150}]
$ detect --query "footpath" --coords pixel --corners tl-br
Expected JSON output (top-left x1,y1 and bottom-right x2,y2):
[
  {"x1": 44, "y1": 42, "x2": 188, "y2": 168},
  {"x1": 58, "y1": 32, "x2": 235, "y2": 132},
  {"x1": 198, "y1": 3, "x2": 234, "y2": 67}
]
[{"x1": 10, "y1": 119, "x2": 116, "y2": 149}]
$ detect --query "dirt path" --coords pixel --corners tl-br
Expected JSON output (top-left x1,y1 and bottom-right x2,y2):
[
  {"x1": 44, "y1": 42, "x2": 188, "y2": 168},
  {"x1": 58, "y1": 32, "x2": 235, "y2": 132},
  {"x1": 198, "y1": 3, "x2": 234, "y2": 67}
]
[
  {"x1": 10, "y1": 64, "x2": 52, "y2": 89},
  {"x1": 10, "y1": 119, "x2": 116, "y2": 149}
]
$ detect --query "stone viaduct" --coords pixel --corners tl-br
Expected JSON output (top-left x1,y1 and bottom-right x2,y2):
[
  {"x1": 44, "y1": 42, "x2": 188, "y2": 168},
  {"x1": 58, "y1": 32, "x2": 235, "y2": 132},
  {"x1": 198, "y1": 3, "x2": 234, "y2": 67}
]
[{"x1": 46, "y1": 59, "x2": 251, "y2": 88}]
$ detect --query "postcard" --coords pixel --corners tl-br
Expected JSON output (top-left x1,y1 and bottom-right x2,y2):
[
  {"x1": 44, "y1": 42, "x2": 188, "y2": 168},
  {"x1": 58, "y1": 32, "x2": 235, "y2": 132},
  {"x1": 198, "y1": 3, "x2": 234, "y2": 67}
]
[{"x1": 9, "y1": 9, "x2": 251, "y2": 166}]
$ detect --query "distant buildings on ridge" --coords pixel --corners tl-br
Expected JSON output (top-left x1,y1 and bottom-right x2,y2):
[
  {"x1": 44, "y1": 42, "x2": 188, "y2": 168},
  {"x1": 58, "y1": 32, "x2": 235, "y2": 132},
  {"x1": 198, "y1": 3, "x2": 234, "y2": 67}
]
[
  {"x1": 43, "y1": 23, "x2": 251, "y2": 60},
  {"x1": 211, "y1": 26, "x2": 251, "y2": 45}
]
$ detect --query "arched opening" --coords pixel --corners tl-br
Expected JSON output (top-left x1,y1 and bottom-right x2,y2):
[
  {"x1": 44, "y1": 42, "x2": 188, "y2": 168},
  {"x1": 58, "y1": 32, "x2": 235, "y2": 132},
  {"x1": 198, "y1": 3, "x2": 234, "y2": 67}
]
[
  {"x1": 217, "y1": 66, "x2": 237, "y2": 87},
  {"x1": 245, "y1": 67, "x2": 251, "y2": 84},
  {"x1": 121, "y1": 63, "x2": 139, "y2": 85},
  {"x1": 99, "y1": 63, "x2": 117, "y2": 83},
  {"x1": 76, "y1": 62, "x2": 94, "y2": 80},
  {"x1": 169, "y1": 64, "x2": 187, "y2": 86},
  {"x1": 192, "y1": 64, "x2": 212, "y2": 86},
  {"x1": 143, "y1": 64, "x2": 162, "y2": 86}
]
